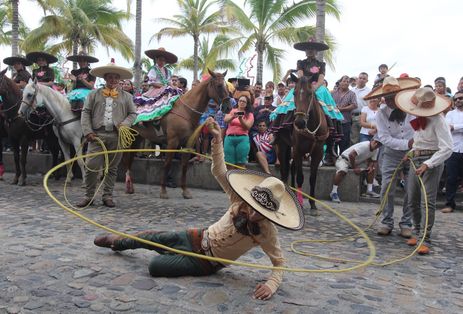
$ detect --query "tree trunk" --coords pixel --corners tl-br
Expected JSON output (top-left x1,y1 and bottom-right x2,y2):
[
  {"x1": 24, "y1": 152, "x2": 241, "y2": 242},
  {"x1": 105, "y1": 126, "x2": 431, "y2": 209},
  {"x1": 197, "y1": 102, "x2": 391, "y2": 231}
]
[
  {"x1": 315, "y1": 0, "x2": 326, "y2": 61},
  {"x1": 72, "y1": 43, "x2": 79, "y2": 70},
  {"x1": 193, "y1": 34, "x2": 199, "y2": 81},
  {"x1": 133, "y1": 0, "x2": 142, "y2": 91},
  {"x1": 255, "y1": 40, "x2": 265, "y2": 85},
  {"x1": 11, "y1": 0, "x2": 19, "y2": 56}
]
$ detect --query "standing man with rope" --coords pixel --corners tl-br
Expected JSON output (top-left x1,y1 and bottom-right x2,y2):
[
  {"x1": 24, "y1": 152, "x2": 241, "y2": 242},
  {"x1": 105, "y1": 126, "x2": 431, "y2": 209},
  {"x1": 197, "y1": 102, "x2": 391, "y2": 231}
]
[
  {"x1": 77, "y1": 59, "x2": 137, "y2": 208},
  {"x1": 364, "y1": 77, "x2": 421, "y2": 237},
  {"x1": 395, "y1": 87, "x2": 452, "y2": 254}
]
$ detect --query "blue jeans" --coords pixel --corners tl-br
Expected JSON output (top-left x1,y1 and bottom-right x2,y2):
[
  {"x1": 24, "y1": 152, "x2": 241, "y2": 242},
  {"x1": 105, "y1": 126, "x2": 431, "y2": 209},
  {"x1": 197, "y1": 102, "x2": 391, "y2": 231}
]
[
  {"x1": 445, "y1": 152, "x2": 463, "y2": 209},
  {"x1": 337, "y1": 122, "x2": 351, "y2": 154},
  {"x1": 359, "y1": 133, "x2": 372, "y2": 142}
]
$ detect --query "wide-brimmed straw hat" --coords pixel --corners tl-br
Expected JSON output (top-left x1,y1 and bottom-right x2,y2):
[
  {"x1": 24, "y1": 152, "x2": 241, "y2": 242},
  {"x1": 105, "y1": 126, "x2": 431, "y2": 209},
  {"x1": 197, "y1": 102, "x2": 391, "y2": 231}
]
[
  {"x1": 395, "y1": 87, "x2": 450, "y2": 117},
  {"x1": 3, "y1": 55, "x2": 32, "y2": 66},
  {"x1": 294, "y1": 38, "x2": 329, "y2": 51},
  {"x1": 363, "y1": 76, "x2": 421, "y2": 100},
  {"x1": 90, "y1": 58, "x2": 133, "y2": 80},
  {"x1": 226, "y1": 170, "x2": 304, "y2": 230},
  {"x1": 67, "y1": 51, "x2": 99, "y2": 63},
  {"x1": 144, "y1": 47, "x2": 178, "y2": 64},
  {"x1": 26, "y1": 51, "x2": 58, "y2": 64}
]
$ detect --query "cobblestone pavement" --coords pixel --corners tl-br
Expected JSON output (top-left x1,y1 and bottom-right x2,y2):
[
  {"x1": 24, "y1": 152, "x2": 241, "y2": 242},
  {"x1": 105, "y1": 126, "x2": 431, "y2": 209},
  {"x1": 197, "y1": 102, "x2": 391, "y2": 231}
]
[{"x1": 1, "y1": 173, "x2": 462, "y2": 314}]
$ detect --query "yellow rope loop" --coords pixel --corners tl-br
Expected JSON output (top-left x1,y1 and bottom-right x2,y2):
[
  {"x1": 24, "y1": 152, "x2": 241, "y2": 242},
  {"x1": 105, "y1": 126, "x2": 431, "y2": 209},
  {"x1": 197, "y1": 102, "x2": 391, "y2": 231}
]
[{"x1": 118, "y1": 126, "x2": 139, "y2": 149}]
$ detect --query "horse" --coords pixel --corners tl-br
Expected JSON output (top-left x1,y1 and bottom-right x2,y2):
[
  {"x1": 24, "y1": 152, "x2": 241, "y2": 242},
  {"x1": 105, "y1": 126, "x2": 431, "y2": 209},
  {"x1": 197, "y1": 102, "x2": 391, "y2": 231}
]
[
  {"x1": 274, "y1": 75, "x2": 329, "y2": 214},
  {"x1": 123, "y1": 69, "x2": 229, "y2": 199},
  {"x1": 21, "y1": 79, "x2": 86, "y2": 184},
  {"x1": 0, "y1": 69, "x2": 61, "y2": 185}
]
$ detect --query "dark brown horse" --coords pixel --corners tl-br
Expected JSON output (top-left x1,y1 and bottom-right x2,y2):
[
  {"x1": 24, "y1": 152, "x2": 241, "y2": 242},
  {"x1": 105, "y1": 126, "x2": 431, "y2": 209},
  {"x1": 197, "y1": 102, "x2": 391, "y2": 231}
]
[
  {"x1": 0, "y1": 69, "x2": 61, "y2": 185},
  {"x1": 274, "y1": 75, "x2": 329, "y2": 214},
  {"x1": 123, "y1": 69, "x2": 229, "y2": 199}
]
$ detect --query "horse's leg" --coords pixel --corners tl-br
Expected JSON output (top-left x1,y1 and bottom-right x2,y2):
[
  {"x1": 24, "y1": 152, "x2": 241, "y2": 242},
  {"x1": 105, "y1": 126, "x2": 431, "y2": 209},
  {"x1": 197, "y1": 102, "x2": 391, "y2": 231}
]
[
  {"x1": 308, "y1": 145, "x2": 324, "y2": 215},
  {"x1": 72, "y1": 138, "x2": 86, "y2": 187},
  {"x1": 278, "y1": 142, "x2": 290, "y2": 184},
  {"x1": 122, "y1": 151, "x2": 136, "y2": 194},
  {"x1": 47, "y1": 131, "x2": 61, "y2": 181},
  {"x1": 180, "y1": 152, "x2": 192, "y2": 199},
  {"x1": 0, "y1": 137, "x2": 4, "y2": 180},
  {"x1": 10, "y1": 137, "x2": 20, "y2": 185},
  {"x1": 18, "y1": 136, "x2": 28, "y2": 186},
  {"x1": 59, "y1": 137, "x2": 73, "y2": 184},
  {"x1": 293, "y1": 150, "x2": 305, "y2": 207},
  {"x1": 161, "y1": 138, "x2": 179, "y2": 199}
]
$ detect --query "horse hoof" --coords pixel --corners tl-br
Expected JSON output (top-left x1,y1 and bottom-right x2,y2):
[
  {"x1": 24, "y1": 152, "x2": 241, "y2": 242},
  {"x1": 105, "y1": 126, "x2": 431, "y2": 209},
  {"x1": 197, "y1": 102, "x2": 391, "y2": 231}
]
[
  {"x1": 18, "y1": 181, "x2": 26, "y2": 186},
  {"x1": 308, "y1": 208, "x2": 319, "y2": 217},
  {"x1": 160, "y1": 192, "x2": 169, "y2": 199},
  {"x1": 182, "y1": 191, "x2": 193, "y2": 199},
  {"x1": 12, "y1": 179, "x2": 18, "y2": 185}
]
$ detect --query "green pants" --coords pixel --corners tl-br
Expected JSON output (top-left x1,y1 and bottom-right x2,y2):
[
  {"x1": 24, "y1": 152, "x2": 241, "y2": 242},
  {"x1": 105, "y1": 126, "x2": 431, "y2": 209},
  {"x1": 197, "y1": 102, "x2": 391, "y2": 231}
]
[{"x1": 113, "y1": 230, "x2": 222, "y2": 277}]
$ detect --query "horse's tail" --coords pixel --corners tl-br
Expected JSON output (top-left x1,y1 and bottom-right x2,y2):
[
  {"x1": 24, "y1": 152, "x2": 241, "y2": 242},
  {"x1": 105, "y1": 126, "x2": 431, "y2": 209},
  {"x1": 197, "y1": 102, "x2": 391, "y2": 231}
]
[{"x1": 185, "y1": 122, "x2": 205, "y2": 149}]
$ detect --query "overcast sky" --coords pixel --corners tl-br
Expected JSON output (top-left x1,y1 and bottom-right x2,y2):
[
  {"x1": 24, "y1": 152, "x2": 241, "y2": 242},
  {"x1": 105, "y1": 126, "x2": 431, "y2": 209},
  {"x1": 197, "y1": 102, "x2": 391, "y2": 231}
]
[{"x1": 1, "y1": 0, "x2": 461, "y2": 91}]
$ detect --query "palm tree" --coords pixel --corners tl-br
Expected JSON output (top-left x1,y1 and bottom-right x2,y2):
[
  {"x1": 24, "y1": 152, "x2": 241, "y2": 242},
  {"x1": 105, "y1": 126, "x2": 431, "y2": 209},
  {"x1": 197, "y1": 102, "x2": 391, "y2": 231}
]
[
  {"x1": 22, "y1": 0, "x2": 134, "y2": 68},
  {"x1": 10, "y1": 0, "x2": 18, "y2": 55},
  {"x1": 177, "y1": 34, "x2": 240, "y2": 76},
  {"x1": 220, "y1": 0, "x2": 340, "y2": 83},
  {"x1": 126, "y1": 0, "x2": 144, "y2": 90},
  {"x1": 316, "y1": 0, "x2": 326, "y2": 61},
  {"x1": 152, "y1": 0, "x2": 230, "y2": 81}
]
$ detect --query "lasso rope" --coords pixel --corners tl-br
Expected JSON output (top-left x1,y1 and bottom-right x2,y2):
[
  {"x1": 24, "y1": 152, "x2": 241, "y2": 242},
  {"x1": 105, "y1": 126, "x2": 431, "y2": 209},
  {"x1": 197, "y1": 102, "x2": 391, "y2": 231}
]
[{"x1": 43, "y1": 126, "x2": 430, "y2": 273}]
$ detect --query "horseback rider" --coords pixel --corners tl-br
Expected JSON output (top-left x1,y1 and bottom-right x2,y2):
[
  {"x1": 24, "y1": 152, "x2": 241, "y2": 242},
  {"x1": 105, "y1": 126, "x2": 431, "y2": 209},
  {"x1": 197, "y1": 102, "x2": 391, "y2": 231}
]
[
  {"x1": 293, "y1": 38, "x2": 344, "y2": 166},
  {"x1": 66, "y1": 51, "x2": 99, "y2": 112},
  {"x1": 3, "y1": 55, "x2": 32, "y2": 90},
  {"x1": 77, "y1": 59, "x2": 137, "y2": 208},
  {"x1": 26, "y1": 51, "x2": 57, "y2": 87},
  {"x1": 143, "y1": 47, "x2": 178, "y2": 98}
]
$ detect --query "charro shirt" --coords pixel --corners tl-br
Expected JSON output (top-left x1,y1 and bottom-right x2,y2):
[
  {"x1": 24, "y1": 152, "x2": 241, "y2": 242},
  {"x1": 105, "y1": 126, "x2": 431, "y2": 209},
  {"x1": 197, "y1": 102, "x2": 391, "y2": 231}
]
[
  {"x1": 296, "y1": 57, "x2": 325, "y2": 83},
  {"x1": 411, "y1": 113, "x2": 453, "y2": 169},
  {"x1": 376, "y1": 106, "x2": 414, "y2": 151},
  {"x1": 208, "y1": 139, "x2": 284, "y2": 294},
  {"x1": 32, "y1": 66, "x2": 54, "y2": 83},
  {"x1": 81, "y1": 88, "x2": 137, "y2": 136}
]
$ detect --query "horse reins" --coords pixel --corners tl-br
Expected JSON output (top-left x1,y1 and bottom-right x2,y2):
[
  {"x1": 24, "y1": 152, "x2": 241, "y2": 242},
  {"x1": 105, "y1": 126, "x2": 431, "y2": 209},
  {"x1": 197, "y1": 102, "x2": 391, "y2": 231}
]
[{"x1": 293, "y1": 90, "x2": 323, "y2": 137}]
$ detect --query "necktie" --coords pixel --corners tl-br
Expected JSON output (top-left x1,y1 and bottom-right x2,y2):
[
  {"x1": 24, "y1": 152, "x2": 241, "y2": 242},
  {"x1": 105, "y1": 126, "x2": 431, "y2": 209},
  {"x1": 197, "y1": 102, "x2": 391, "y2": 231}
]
[
  {"x1": 102, "y1": 88, "x2": 118, "y2": 99},
  {"x1": 410, "y1": 117, "x2": 427, "y2": 131},
  {"x1": 388, "y1": 109, "x2": 406, "y2": 123}
]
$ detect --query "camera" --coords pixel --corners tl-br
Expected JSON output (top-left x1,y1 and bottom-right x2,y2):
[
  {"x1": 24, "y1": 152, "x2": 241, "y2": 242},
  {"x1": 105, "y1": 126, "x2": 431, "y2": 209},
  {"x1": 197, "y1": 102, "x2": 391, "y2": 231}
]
[{"x1": 236, "y1": 111, "x2": 245, "y2": 116}]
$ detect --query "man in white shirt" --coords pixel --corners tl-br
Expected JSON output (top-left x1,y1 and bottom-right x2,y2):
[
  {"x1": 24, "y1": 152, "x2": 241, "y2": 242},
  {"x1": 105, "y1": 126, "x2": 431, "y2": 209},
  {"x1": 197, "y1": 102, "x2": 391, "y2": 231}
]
[
  {"x1": 330, "y1": 138, "x2": 381, "y2": 203},
  {"x1": 395, "y1": 87, "x2": 452, "y2": 254},
  {"x1": 351, "y1": 72, "x2": 371, "y2": 145},
  {"x1": 364, "y1": 77, "x2": 421, "y2": 238},
  {"x1": 441, "y1": 90, "x2": 463, "y2": 213}
]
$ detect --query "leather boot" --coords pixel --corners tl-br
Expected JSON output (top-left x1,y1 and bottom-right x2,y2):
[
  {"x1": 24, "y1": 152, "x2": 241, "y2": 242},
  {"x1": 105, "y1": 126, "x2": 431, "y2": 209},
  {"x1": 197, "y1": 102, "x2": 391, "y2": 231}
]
[
  {"x1": 102, "y1": 198, "x2": 116, "y2": 208},
  {"x1": 76, "y1": 198, "x2": 93, "y2": 208}
]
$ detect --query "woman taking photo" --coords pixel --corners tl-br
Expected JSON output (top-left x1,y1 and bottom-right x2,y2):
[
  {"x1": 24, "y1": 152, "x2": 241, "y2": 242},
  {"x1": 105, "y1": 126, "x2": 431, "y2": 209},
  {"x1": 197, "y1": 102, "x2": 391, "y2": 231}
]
[{"x1": 224, "y1": 96, "x2": 254, "y2": 168}]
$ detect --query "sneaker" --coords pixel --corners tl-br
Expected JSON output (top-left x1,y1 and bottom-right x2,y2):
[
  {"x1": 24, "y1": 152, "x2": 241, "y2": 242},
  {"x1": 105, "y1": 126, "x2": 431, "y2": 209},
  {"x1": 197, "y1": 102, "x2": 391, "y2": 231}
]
[
  {"x1": 373, "y1": 178, "x2": 380, "y2": 187},
  {"x1": 366, "y1": 190, "x2": 380, "y2": 198},
  {"x1": 330, "y1": 192, "x2": 341, "y2": 203},
  {"x1": 441, "y1": 206, "x2": 454, "y2": 213},
  {"x1": 377, "y1": 227, "x2": 392, "y2": 236},
  {"x1": 399, "y1": 179, "x2": 405, "y2": 189},
  {"x1": 399, "y1": 228, "x2": 413, "y2": 238}
]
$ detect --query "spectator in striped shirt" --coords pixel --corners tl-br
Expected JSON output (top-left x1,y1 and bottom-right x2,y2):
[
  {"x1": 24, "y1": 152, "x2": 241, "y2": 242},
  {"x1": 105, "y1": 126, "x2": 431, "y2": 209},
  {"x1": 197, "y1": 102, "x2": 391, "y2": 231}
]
[{"x1": 253, "y1": 120, "x2": 276, "y2": 174}]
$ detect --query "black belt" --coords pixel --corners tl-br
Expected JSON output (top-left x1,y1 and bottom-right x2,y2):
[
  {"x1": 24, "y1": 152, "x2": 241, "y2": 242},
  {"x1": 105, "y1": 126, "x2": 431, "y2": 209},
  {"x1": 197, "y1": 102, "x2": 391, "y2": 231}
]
[
  {"x1": 227, "y1": 134, "x2": 246, "y2": 137},
  {"x1": 95, "y1": 126, "x2": 117, "y2": 133}
]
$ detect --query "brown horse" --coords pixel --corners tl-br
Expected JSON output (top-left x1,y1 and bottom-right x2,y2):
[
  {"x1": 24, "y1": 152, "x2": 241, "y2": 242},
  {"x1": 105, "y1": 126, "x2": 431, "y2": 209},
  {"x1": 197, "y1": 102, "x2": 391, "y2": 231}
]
[
  {"x1": 275, "y1": 75, "x2": 329, "y2": 214},
  {"x1": 0, "y1": 69, "x2": 61, "y2": 185},
  {"x1": 123, "y1": 69, "x2": 229, "y2": 199}
]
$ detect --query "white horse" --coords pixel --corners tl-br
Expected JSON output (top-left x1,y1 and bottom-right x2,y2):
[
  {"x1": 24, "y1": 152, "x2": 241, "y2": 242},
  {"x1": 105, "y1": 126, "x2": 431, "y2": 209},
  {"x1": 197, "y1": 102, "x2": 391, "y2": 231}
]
[{"x1": 21, "y1": 79, "x2": 86, "y2": 184}]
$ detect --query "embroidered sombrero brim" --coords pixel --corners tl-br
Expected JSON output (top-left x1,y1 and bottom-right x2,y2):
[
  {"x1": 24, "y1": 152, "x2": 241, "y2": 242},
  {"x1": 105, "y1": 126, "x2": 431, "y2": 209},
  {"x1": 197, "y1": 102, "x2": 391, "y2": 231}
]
[
  {"x1": 3, "y1": 55, "x2": 32, "y2": 66},
  {"x1": 90, "y1": 63, "x2": 133, "y2": 80},
  {"x1": 226, "y1": 169, "x2": 304, "y2": 230},
  {"x1": 145, "y1": 49, "x2": 178, "y2": 64},
  {"x1": 395, "y1": 89, "x2": 450, "y2": 117},
  {"x1": 363, "y1": 77, "x2": 421, "y2": 100},
  {"x1": 294, "y1": 41, "x2": 329, "y2": 51},
  {"x1": 26, "y1": 51, "x2": 58, "y2": 64}
]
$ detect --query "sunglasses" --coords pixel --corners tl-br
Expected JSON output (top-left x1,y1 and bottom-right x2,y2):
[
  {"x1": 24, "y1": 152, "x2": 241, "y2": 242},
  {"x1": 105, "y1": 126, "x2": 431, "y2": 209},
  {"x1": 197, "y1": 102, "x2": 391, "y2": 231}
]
[{"x1": 454, "y1": 97, "x2": 463, "y2": 102}]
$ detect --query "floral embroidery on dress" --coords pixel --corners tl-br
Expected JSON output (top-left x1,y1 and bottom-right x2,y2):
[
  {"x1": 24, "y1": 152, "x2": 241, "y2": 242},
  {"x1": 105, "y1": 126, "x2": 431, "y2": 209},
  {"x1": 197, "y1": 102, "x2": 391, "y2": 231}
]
[
  {"x1": 309, "y1": 66, "x2": 319, "y2": 74},
  {"x1": 37, "y1": 71, "x2": 45, "y2": 77}
]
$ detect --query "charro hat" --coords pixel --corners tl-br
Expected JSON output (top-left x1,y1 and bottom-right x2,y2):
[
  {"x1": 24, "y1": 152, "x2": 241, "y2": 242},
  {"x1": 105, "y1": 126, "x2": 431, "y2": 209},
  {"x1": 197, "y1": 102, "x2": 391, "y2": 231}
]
[
  {"x1": 26, "y1": 51, "x2": 58, "y2": 64},
  {"x1": 226, "y1": 170, "x2": 304, "y2": 230},
  {"x1": 3, "y1": 55, "x2": 32, "y2": 66},
  {"x1": 67, "y1": 51, "x2": 99, "y2": 63},
  {"x1": 294, "y1": 37, "x2": 329, "y2": 52},
  {"x1": 144, "y1": 47, "x2": 178, "y2": 64},
  {"x1": 395, "y1": 87, "x2": 450, "y2": 117},
  {"x1": 363, "y1": 76, "x2": 421, "y2": 100},
  {"x1": 90, "y1": 58, "x2": 133, "y2": 80}
]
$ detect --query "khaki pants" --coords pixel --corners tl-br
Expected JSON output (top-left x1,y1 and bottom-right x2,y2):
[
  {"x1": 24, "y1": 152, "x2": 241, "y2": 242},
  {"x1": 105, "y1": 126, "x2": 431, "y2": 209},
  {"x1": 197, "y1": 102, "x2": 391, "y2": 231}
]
[{"x1": 84, "y1": 131, "x2": 121, "y2": 200}]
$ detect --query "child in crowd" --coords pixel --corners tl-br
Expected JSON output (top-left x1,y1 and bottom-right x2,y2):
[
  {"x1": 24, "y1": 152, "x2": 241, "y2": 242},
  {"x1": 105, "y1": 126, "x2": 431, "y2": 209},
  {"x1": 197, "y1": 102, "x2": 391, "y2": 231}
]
[
  {"x1": 374, "y1": 64, "x2": 389, "y2": 86},
  {"x1": 253, "y1": 120, "x2": 276, "y2": 174}
]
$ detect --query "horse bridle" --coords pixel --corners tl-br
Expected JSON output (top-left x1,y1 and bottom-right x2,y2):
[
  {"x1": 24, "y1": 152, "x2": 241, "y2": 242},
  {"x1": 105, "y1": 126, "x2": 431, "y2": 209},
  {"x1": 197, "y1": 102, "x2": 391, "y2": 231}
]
[
  {"x1": 0, "y1": 74, "x2": 22, "y2": 115},
  {"x1": 293, "y1": 89, "x2": 322, "y2": 136}
]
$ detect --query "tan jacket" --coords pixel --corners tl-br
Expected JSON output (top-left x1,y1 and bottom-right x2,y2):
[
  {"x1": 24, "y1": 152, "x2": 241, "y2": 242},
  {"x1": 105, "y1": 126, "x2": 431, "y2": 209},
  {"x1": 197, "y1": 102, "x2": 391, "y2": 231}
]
[
  {"x1": 208, "y1": 139, "x2": 285, "y2": 294},
  {"x1": 81, "y1": 88, "x2": 137, "y2": 136}
]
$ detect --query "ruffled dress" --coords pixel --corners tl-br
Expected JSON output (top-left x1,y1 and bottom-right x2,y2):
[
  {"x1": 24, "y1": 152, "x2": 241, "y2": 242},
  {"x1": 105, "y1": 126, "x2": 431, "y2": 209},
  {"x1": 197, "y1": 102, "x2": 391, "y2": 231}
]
[{"x1": 133, "y1": 86, "x2": 182, "y2": 124}]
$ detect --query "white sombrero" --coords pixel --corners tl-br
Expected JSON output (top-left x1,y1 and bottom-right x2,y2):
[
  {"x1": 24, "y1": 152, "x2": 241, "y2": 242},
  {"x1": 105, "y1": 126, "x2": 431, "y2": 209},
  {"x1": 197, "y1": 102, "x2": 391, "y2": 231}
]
[
  {"x1": 395, "y1": 87, "x2": 451, "y2": 117},
  {"x1": 226, "y1": 170, "x2": 304, "y2": 230},
  {"x1": 364, "y1": 76, "x2": 421, "y2": 100},
  {"x1": 90, "y1": 58, "x2": 133, "y2": 80}
]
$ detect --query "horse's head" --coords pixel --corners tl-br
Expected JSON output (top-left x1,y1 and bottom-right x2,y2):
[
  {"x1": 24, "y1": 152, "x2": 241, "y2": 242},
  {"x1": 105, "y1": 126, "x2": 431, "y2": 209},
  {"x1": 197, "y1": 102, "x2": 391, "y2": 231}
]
[
  {"x1": 0, "y1": 68, "x2": 8, "y2": 96},
  {"x1": 207, "y1": 68, "x2": 229, "y2": 109},
  {"x1": 293, "y1": 75, "x2": 316, "y2": 130},
  {"x1": 21, "y1": 78, "x2": 41, "y2": 113}
]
